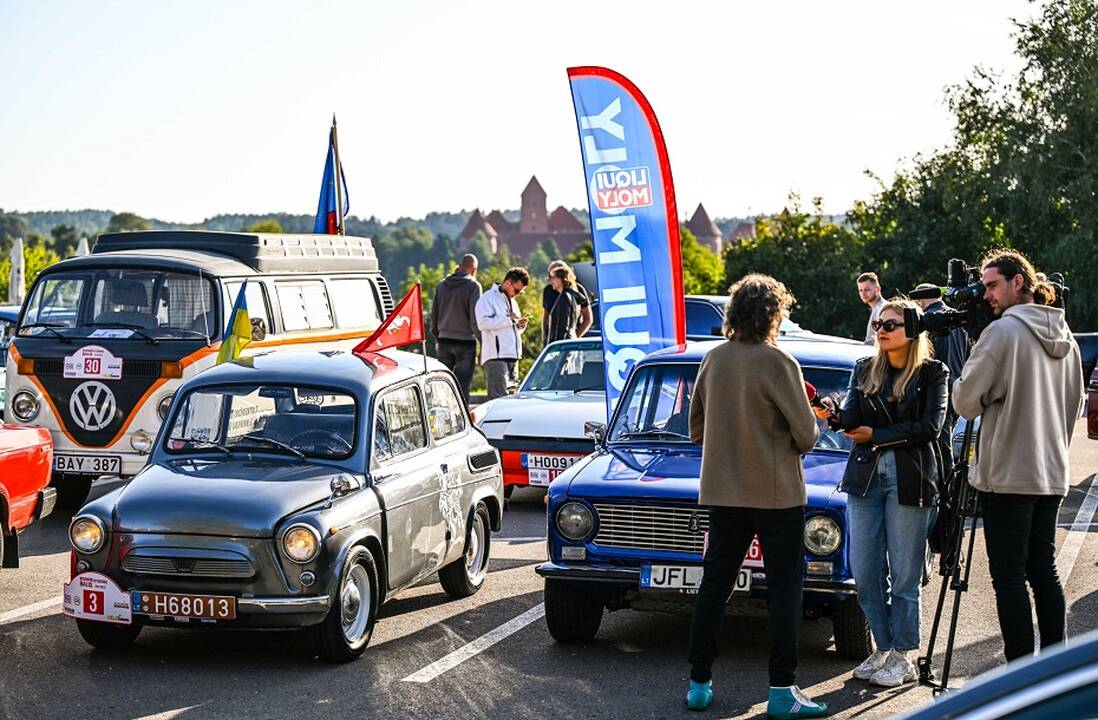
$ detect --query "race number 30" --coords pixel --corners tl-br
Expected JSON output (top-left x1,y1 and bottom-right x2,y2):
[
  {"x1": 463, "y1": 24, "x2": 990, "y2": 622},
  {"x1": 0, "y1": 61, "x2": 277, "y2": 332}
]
[
  {"x1": 83, "y1": 589, "x2": 104, "y2": 615},
  {"x1": 84, "y1": 358, "x2": 101, "y2": 374}
]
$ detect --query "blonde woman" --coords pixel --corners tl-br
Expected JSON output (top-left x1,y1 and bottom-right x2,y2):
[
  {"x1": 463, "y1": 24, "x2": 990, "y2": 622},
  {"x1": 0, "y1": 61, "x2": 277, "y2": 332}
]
[
  {"x1": 817, "y1": 298, "x2": 947, "y2": 687},
  {"x1": 545, "y1": 265, "x2": 583, "y2": 343}
]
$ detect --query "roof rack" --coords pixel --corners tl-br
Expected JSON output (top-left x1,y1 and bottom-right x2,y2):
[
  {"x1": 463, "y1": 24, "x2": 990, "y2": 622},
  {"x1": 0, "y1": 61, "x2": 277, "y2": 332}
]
[{"x1": 93, "y1": 231, "x2": 379, "y2": 273}]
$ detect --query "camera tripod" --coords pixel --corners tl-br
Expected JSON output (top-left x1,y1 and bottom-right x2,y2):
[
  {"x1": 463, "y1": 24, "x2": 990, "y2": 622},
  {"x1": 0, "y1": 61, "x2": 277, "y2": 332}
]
[{"x1": 917, "y1": 417, "x2": 980, "y2": 694}]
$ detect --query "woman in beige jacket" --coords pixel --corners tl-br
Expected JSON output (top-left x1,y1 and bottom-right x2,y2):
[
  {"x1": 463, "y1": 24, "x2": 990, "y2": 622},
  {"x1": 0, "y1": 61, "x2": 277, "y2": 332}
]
[{"x1": 685, "y1": 274, "x2": 827, "y2": 719}]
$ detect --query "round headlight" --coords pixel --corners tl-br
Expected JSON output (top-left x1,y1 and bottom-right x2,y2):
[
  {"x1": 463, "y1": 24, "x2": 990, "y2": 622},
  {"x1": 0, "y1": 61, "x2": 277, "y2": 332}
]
[
  {"x1": 556, "y1": 502, "x2": 594, "y2": 541},
  {"x1": 282, "y1": 524, "x2": 321, "y2": 564},
  {"x1": 130, "y1": 430, "x2": 153, "y2": 453},
  {"x1": 70, "y1": 515, "x2": 106, "y2": 554},
  {"x1": 10, "y1": 390, "x2": 40, "y2": 422},
  {"x1": 157, "y1": 394, "x2": 174, "y2": 420},
  {"x1": 804, "y1": 515, "x2": 842, "y2": 556}
]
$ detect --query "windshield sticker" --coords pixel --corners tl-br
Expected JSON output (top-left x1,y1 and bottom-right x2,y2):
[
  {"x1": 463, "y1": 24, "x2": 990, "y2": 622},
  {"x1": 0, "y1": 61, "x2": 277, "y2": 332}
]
[
  {"x1": 89, "y1": 328, "x2": 135, "y2": 339},
  {"x1": 63, "y1": 345, "x2": 123, "y2": 380}
]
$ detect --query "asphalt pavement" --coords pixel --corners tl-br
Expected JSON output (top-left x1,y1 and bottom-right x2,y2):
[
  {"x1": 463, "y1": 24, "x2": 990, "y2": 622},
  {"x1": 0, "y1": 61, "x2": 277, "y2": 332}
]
[{"x1": 1, "y1": 419, "x2": 1095, "y2": 720}]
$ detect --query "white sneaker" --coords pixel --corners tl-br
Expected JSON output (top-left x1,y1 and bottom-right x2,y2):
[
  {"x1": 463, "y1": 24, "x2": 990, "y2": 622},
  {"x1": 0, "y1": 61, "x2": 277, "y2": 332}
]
[
  {"x1": 869, "y1": 649, "x2": 917, "y2": 687},
  {"x1": 852, "y1": 650, "x2": 890, "y2": 680}
]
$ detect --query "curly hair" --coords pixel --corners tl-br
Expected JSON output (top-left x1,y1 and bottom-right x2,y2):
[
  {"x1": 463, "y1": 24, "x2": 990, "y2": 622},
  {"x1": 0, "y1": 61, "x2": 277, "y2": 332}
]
[{"x1": 723, "y1": 274, "x2": 796, "y2": 344}]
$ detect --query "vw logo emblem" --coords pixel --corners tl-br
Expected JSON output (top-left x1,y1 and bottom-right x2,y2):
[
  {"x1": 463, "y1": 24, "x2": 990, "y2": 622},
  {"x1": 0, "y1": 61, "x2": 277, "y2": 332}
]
[
  {"x1": 688, "y1": 513, "x2": 701, "y2": 534},
  {"x1": 69, "y1": 381, "x2": 117, "y2": 431}
]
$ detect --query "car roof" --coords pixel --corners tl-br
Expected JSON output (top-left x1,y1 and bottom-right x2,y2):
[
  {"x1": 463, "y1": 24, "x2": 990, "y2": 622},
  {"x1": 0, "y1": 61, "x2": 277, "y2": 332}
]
[
  {"x1": 180, "y1": 349, "x2": 447, "y2": 396},
  {"x1": 43, "y1": 249, "x2": 257, "y2": 277},
  {"x1": 642, "y1": 338, "x2": 872, "y2": 369},
  {"x1": 0, "y1": 305, "x2": 20, "y2": 322}
]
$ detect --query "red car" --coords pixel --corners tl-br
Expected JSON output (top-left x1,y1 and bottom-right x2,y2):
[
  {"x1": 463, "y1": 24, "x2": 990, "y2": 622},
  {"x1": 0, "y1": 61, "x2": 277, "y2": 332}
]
[
  {"x1": 1, "y1": 424, "x2": 55, "y2": 568},
  {"x1": 1088, "y1": 366, "x2": 1097, "y2": 440}
]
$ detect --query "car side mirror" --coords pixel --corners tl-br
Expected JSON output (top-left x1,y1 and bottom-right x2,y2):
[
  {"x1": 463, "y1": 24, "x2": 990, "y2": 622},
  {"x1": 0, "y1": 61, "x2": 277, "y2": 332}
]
[
  {"x1": 584, "y1": 420, "x2": 606, "y2": 443},
  {"x1": 326, "y1": 473, "x2": 364, "y2": 507}
]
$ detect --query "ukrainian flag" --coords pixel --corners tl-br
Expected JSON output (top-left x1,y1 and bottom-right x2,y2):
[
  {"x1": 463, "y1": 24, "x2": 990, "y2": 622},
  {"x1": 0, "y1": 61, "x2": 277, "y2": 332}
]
[{"x1": 216, "y1": 281, "x2": 251, "y2": 364}]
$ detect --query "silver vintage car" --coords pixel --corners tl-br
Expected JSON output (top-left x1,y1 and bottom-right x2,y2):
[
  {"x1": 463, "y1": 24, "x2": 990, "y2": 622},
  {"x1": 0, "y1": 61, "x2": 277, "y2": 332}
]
[{"x1": 64, "y1": 349, "x2": 503, "y2": 662}]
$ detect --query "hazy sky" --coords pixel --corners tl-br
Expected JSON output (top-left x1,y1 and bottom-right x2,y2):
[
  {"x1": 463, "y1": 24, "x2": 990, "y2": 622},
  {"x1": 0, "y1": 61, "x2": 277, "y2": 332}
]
[{"x1": 0, "y1": 1, "x2": 1035, "y2": 224}]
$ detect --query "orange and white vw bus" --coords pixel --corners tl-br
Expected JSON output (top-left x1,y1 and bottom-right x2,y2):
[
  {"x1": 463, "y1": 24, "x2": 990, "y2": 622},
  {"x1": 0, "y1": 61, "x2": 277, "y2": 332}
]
[{"x1": 5, "y1": 231, "x2": 393, "y2": 507}]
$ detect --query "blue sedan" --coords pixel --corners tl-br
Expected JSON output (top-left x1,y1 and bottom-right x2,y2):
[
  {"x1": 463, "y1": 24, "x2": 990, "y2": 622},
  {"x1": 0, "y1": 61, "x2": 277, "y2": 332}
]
[{"x1": 536, "y1": 338, "x2": 875, "y2": 658}]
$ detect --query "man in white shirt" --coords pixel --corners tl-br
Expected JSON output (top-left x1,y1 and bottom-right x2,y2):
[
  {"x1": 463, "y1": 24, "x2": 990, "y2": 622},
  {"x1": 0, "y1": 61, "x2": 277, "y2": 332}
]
[
  {"x1": 474, "y1": 267, "x2": 530, "y2": 400},
  {"x1": 858, "y1": 272, "x2": 885, "y2": 345}
]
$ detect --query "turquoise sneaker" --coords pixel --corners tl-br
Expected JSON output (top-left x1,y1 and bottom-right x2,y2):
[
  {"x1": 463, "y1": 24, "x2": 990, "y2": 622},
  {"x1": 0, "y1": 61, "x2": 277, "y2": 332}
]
[
  {"x1": 767, "y1": 686, "x2": 828, "y2": 719},
  {"x1": 686, "y1": 680, "x2": 713, "y2": 711}
]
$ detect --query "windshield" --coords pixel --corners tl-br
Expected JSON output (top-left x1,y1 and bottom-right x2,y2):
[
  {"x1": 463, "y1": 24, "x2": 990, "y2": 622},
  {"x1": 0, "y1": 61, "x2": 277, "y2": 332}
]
[
  {"x1": 19, "y1": 268, "x2": 217, "y2": 339},
  {"x1": 803, "y1": 367, "x2": 855, "y2": 451},
  {"x1": 165, "y1": 384, "x2": 357, "y2": 459},
  {"x1": 608, "y1": 362, "x2": 854, "y2": 451},
  {"x1": 609, "y1": 364, "x2": 697, "y2": 443},
  {"x1": 523, "y1": 343, "x2": 604, "y2": 392}
]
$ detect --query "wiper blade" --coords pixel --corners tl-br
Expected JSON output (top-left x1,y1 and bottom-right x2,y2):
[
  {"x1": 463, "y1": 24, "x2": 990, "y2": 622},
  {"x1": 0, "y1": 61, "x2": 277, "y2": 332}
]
[
  {"x1": 617, "y1": 428, "x2": 690, "y2": 441},
  {"x1": 572, "y1": 385, "x2": 604, "y2": 394},
  {"x1": 86, "y1": 322, "x2": 160, "y2": 345},
  {"x1": 237, "y1": 434, "x2": 305, "y2": 458},
  {"x1": 170, "y1": 438, "x2": 231, "y2": 457},
  {"x1": 19, "y1": 322, "x2": 73, "y2": 343}
]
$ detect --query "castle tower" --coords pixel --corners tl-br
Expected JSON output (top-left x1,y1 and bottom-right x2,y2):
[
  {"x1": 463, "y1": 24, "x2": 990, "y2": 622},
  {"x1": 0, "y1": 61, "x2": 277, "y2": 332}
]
[{"x1": 520, "y1": 175, "x2": 548, "y2": 234}]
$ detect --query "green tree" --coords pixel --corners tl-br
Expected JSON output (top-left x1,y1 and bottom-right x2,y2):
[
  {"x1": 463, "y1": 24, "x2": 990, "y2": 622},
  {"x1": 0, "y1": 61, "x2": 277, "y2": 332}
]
[
  {"x1": 565, "y1": 241, "x2": 593, "y2": 264},
  {"x1": 851, "y1": 0, "x2": 1098, "y2": 329},
  {"x1": 106, "y1": 212, "x2": 150, "y2": 233},
  {"x1": 724, "y1": 195, "x2": 866, "y2": 338},
  {"x1": 245, "y1": 219, "x2": 284, "y2": 233},
  {"x1": 679, "y1": 226, "x2": 724, "y2": 295},
  {"x1": 539, "y1": 238, "x2": 563, "y2": 262},
  {"x1": 50, "y1": 224, "x2": 80, "y2": 257},
  {"x1": 0, "y1": 237, "x2": 61, "y2": 301},
  {"x1": 0, "y1": 211, "x2": 30, "y2": 246},
  {"x1": 465, "y1": 232, "x2": 495, "y2": 268},
  {"x1": 525, "y1": 246, "x2": 552, "y2": 278}
]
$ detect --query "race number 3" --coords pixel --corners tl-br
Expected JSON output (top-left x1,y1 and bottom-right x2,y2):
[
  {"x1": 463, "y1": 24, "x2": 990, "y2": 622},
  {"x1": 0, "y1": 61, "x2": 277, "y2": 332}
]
[{"x1": 83, "y1": 589, "x2": 105, "y2": 615}]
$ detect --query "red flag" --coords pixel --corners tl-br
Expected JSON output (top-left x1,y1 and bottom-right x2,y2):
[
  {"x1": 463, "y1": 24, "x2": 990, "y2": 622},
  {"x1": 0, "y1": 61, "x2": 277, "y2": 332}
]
[{"x1": 353, "y1": 284, "x2": 424, "y2": 355}]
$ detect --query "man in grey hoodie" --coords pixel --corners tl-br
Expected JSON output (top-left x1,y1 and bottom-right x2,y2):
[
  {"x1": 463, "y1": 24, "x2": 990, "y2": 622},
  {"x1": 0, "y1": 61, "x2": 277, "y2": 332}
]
[
  {"x1": 431, "y1": 254, "x2": 482, "y2": 403},
  {"x1": 953, "y1": 249, "x2": 1086, "y2": 663}
]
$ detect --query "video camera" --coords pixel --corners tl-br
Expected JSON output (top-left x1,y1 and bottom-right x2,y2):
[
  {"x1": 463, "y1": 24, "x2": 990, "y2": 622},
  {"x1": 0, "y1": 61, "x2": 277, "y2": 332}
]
[{"x1": 903, "y1": 259, "x2": 996, "y2": 341}]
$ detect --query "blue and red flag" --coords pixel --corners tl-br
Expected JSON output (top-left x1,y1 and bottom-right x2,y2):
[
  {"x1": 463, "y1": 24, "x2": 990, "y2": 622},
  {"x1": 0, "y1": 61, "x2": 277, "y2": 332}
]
[
  {"x1": 567, "y1": 66, "x2": 685, "y2": 416},
  {"x1": 313, "y1": 120, "x2": 350, "y2": 235}
]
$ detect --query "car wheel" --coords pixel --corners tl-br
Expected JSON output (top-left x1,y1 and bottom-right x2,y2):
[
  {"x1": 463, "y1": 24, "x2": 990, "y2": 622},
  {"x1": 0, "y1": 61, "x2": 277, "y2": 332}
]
[
  {"x1": 311, "y1": 546, "x2": 378, "y2": 663},
  {"x1": 55, "y1": 476, "x2": 93, "y2": 510},
  {"x1": 833, "y1": 597, "x2": 873, "y2": 659},
  {"x1": 439, "y1": 502, "x2": 490, "y2": 598},
  {"x1": 544, "y1": 578, "x2": 603, "y2": 643},
  {"x1": 75, "y1": 619, "x2": 141, "y2": 650}
]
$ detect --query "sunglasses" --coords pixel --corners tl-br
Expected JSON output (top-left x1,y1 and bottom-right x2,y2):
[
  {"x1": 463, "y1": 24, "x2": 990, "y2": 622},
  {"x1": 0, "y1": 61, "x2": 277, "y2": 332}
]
[{"x1": 871, "y1": 319, "x2": 905, "y2": 333}]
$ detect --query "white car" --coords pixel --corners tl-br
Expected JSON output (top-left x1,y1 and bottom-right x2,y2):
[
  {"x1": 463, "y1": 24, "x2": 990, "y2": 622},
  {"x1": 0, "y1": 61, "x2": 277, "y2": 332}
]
[{"x1": 471, "y1": 338, "x2": 605, "y2": 496}]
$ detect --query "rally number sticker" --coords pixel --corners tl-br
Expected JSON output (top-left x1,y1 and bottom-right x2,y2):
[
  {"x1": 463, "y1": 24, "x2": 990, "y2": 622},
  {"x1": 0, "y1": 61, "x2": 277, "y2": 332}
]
[{"x1": 63, "y1": 572, "x2": 133, "y2": 625}]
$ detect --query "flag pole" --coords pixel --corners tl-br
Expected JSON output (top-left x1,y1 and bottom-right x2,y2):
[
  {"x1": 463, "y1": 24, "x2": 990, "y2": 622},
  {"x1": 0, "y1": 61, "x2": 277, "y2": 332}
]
[
  {"x1": 331, "y1": 114, "x2": 345, "y2": 236},
  {"x1": 419, "y1": 283, "x2": 428, "y2": 374}
]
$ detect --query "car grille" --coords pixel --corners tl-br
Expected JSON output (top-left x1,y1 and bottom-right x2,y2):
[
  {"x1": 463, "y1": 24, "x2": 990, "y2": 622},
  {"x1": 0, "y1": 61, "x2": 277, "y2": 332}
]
[
  {"x1": 122, "y1": 554, "x2": 255, "y2": 578},
  {"x1": 592, "y1": 503, "x2": 708, "y2": 554}
]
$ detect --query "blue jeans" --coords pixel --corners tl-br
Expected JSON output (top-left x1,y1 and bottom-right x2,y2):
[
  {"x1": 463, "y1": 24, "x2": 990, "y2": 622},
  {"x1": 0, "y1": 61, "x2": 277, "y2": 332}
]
[{"x1": 847, "y1": 451, "x2": 935, "y2": 652}]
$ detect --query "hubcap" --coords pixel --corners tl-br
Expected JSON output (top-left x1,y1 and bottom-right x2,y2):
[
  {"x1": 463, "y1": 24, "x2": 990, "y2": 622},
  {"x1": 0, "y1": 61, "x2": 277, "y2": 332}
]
[
  {"x1": 341, "y1": 564, "x2": 371, "y2": 644},
  {"x1": 465, "y1": 513, "x2": 488, "y2": 584}
]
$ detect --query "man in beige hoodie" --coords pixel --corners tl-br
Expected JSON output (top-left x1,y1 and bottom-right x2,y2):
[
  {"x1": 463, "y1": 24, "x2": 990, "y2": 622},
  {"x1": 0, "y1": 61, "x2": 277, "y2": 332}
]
[{"x1": 953, "y1": 249, "x2": 1086, "y2": 663}]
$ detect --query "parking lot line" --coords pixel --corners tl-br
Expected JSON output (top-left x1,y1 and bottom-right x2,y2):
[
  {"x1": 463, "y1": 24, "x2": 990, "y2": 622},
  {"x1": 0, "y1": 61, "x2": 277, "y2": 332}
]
[
  {"x1": 0, "y1": 596, "x2": 62, "y2": 626},
  {"x1": 1056, "y1": 474, "x2": 1098, "y2": 583},
  {"x1": 401, "y1": 602, "x2": 545, "y2": 683}
]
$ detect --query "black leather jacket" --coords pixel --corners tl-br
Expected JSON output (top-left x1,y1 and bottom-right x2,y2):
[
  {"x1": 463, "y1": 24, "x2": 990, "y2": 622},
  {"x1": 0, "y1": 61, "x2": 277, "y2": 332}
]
[{"x1": 833, "y1": 358, "x2": 949, "y2": 507}]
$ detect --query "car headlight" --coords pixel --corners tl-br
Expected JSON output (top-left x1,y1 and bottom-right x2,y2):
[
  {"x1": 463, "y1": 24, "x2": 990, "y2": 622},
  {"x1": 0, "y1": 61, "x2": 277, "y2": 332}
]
[
  {"x1": 281, "y1": 524, "x2": 321, "y2": 563},
  {"x1": 804, "y1": 515, "x2": 842, "y2": 556},
  {"x1": 157, "y1": 394, "x2": 174, "y2": 420},
  {"x1": 556, "y1": 502, "x2": 594, "y2": 541},
  {"x1": 70, "y1": 515, "x2": 106, "y2": 554},
  {"x1": 130, "y1": 430, "x2": 153, "y2": 453},
  {"x1": 10, "y1": 390, "x2": 40, "y2": 422}
]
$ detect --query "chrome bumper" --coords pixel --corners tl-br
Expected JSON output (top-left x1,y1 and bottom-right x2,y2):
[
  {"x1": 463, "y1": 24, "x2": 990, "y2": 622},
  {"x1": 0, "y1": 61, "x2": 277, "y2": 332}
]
[
  {"x1": 237, "y1": 596, "x2": 331, "y2": 614},
  {"x1": 535, "y1": 561, "x2": 857, "y2": 595}
]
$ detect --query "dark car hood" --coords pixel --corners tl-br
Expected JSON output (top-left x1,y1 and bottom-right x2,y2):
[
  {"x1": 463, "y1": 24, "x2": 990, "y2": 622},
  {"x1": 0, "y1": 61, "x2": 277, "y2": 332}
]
[
  {"x1": 113, "y1": 460, "x2": 343, "y2": 537},
  {"x1": 564, "y1": 446, "x2": 848, "y2": 508}
]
